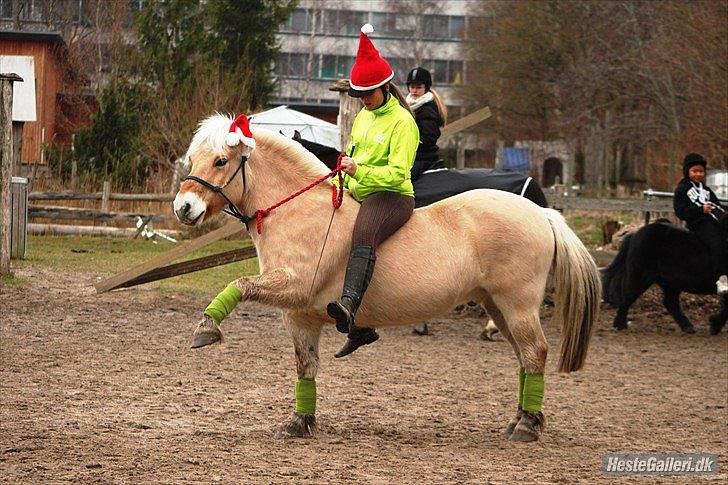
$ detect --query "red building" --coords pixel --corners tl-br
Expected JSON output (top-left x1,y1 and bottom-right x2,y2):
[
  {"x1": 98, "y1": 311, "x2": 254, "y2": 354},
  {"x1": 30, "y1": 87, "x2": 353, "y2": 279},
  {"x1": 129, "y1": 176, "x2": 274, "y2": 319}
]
[{"x1": 0, "y1": 30, "x2": 92, "y2": 167}]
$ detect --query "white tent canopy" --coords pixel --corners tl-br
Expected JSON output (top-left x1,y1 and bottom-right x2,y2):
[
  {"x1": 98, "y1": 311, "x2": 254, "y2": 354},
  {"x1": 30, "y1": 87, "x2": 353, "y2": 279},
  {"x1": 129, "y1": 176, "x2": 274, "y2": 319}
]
[{"x1": 249, "y1": 105, "x2": 340, "y2": 150}]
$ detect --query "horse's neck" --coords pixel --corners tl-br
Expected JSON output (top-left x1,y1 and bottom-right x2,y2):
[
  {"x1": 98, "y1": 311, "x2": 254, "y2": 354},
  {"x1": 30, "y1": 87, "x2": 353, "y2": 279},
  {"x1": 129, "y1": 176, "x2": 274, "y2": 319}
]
[{"x1": 240, "y1": 143, "x2": 330, "y2": 217}]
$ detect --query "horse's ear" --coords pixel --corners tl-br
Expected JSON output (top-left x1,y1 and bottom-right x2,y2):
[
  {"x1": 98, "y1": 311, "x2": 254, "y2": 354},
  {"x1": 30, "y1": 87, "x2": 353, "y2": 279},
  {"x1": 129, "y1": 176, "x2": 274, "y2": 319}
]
[
  {"x1": 293, "y1": 129, "x2": 302, "y2": 141},
  {"x1": 226, "y1": 114, "x2": 256, "y2": 149}
]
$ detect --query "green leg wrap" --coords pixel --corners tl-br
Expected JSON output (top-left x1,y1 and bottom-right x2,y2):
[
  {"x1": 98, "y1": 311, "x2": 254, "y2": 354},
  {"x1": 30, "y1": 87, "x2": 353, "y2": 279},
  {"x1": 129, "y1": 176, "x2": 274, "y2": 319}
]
[
  {"x1": 518, "y1": 367, "x2": 526, "y2": 408},
  {"x1": 522, "y1": 373, "x2": 544, "y2": 412},
  {"x1": 203, "y1": 284, "x2": 242, "y2": 325},
  {"x1": 295, "y1": 378, "x2": 317, "y2": 415}
]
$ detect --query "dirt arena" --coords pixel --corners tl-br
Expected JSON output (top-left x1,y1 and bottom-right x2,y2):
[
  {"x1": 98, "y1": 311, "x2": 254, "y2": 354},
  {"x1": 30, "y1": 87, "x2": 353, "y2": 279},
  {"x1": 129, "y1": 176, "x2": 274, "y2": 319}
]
[{"x1": 2, "y1": 265, "x2": 726, "y2": 483}]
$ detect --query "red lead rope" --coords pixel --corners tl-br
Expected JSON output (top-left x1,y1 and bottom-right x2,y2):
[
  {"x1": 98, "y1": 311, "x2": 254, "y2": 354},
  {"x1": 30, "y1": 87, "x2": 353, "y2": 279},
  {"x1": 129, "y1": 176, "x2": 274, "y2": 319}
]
[{"x1": 254, "y1": 153, "x2": 345, "y2": 234}]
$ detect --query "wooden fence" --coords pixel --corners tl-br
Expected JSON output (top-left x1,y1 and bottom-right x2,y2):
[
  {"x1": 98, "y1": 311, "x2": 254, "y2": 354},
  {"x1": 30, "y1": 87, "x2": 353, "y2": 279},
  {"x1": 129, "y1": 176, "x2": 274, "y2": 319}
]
[{"x1": 27, "y1": 189, "x2": 173, "y2": 224}]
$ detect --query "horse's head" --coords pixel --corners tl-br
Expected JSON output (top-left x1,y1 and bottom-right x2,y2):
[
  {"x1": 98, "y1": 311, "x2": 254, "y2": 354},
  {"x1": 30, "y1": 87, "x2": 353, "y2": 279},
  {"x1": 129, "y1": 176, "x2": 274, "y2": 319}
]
[{"x1": 173, "y1": 114, "x2": 256, "y2": 226}]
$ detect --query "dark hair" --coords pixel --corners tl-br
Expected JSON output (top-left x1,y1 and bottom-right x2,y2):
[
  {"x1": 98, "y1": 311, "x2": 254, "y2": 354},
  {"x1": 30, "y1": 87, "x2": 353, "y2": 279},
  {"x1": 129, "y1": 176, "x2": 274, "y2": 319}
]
[{"x1": 682, "y1": 153, "x2": 707, "y2": 177}]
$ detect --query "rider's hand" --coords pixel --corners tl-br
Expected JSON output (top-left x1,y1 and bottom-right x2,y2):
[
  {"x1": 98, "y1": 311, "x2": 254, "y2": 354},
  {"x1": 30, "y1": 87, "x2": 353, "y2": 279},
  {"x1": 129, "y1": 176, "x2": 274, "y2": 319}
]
[
  {"x1": 340, "y1": 156, "x2": 357, "y2": 176},
  {"x1": 703, "y1": 204, "x2": 713, "y2": 214}
]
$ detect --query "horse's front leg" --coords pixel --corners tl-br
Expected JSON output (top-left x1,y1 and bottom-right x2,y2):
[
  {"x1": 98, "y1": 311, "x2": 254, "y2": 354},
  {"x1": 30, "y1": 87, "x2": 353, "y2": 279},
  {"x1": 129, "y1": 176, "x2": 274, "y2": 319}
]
[
  {"x1": 191, "y1": 268, "x2": 304, "y2": 348},
  {"x1": 275, "y1": 316, "x2": 322, "y2": 438}
]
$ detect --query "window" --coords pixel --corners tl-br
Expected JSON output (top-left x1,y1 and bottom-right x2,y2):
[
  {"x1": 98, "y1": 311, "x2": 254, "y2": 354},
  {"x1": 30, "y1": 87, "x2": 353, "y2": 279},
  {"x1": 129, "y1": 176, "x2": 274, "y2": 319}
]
[
  {"x1": 320, "y1": 55, "x2": 354, "y2": 79},
  {"x1": 423, "y1": 15, "x2": 448, "y2": 39},
  {"x1": 422, "y1": 15, "x2": 466, "y2": 40},
  {"x1": 371, "y1": 12, "x2": 396, "y2": 36},
  {"x1": 276, "y1": 53, "x2": 310, "y2": 78},
  {"x1": 283, "y1": 8, "x2": 309, "y2": 33},
  {"x1": 0, "y1": 0, "x2": 12, "y2": 18},
  {"x1": 420, "y1": 59, "x2": 465, "y2": 85},
  {"x1": 394, "y1": 14, "x2": 416, "y2": 37},
  {"x1": 450, "y1": 16, "x2": 465, "y2": 39},
  {"x1": 321, "y1": 10, "x2": 367, "y2": 36}
]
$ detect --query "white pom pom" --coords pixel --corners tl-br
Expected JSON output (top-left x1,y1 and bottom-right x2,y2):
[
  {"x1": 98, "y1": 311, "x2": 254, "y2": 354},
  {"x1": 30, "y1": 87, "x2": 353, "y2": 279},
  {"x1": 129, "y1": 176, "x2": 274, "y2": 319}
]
[
  {"x1": 225, "y1": 132, "x2": 240, "y2": 146},
  {"x1": 361, "y1": 24, "x2": 374, "y2": 34}
]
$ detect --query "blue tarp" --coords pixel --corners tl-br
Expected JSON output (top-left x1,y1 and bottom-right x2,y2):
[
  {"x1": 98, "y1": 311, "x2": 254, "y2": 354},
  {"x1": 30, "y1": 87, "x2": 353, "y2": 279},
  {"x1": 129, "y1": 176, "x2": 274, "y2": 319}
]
[{"x1": 500, "y1": 147, "x2": 531, "y2": 172}]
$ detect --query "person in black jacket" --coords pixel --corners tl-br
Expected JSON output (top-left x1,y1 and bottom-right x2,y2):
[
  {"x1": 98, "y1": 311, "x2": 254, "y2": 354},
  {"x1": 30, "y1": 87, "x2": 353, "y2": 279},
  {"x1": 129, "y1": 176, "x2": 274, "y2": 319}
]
[
  {"x1": 673, "y1": 152, "x2": 727, "y2": 294},
  {"x1": 406, "y1": 67, "x2": 448, "y2": 181}
]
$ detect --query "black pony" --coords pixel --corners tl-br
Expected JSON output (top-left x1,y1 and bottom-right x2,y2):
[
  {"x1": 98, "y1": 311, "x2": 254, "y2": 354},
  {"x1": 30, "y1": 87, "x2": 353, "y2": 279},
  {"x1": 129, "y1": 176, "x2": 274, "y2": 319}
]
[{"x1": 602, "y1": 215, "x2": 728, "y2": 335}]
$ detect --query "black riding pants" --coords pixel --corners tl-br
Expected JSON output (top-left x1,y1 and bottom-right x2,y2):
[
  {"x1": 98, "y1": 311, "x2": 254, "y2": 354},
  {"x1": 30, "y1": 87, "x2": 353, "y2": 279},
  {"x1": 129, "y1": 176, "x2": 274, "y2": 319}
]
[
  {"x1": 693, "y1": 220, "x2": 727, "y2": 278},
  {"x1": 352, "y1": 191, "x2": 414, "y2": 249}
]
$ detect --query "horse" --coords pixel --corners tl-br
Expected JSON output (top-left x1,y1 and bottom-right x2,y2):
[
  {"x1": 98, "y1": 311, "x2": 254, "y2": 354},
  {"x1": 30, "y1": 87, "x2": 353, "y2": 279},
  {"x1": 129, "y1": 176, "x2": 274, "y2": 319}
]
[
  {"x1": 602, "y1": 215, "x2": 728, "y2": 334},
  {"x1": 173, "y1": 113, "x2": 601, "y2": 442}
]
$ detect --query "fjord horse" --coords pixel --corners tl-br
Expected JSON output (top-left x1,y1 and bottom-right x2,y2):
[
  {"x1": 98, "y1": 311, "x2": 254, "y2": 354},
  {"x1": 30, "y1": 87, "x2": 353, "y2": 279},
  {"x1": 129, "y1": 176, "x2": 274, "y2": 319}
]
[{"x1": 173, "y1": 114, "x2": 601, "y2": 442}]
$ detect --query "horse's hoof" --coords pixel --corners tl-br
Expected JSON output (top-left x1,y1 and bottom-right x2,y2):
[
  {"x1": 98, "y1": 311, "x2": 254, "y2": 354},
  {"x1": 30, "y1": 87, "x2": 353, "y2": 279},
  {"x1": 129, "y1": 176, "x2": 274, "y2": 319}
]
[
  {"x1": 709, "y1": 315, "x2": 725, "y2": 335},
  {"x1": 613, "y1": 324, "x2": 628, "y2": 331},
  {"x1": 503, "y1": 407, "x2": 523, "y2": 437},
  {"x1": 412, "y1": 323, "x2": 429, "y2": 336},
  {"x1": 680, "y1": 325, "x2": 696, "y2": 334},
  {"x1": 509, "y1": 411, "x2": 544, "y2": 442},
  {"x1": 190, "y1": 316, "x2": 222, "y2": 349},
  {"x1": 274, "y1": 412, "x2": 316, "y2": 438}
]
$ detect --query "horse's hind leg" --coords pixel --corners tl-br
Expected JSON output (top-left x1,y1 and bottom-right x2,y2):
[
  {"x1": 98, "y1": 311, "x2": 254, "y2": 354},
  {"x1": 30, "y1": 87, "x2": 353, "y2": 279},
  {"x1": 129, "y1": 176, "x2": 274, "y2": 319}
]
[
  {"x1": 482, "y1": 296, "x2": 523, "y2": 436},
  {"x1": 486, "y1": 295, "x2": 547, "y2": 442},
  {"x1": 613, "y1": 275, "x2": 652, "y2": 330},
  {"x1": 275, "y1": 315, "x2": 322, "y2": 438},
  {"x1": 709, "y1": 293, "x2": 728, "y2": 335},
  {"x1": 661, "y1": 287, "x2": 695, "y2": 334}
]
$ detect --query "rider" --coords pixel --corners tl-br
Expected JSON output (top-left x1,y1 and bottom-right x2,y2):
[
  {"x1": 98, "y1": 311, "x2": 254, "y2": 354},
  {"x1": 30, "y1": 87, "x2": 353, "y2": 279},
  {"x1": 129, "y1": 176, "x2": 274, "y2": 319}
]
[
  {"x1": 326, "y1": 24, "x2": 419, "y2": 357},
  {"x1": 405, "y1": 67, "x2": 448, "y2": 181},
  {"x1": 673, "y1": 152, "x2": 727, "y2": 294}
]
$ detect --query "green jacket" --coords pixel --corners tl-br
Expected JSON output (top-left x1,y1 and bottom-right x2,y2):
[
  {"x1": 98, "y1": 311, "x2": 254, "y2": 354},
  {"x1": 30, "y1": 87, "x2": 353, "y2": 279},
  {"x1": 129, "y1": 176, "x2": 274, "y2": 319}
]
[{"x1": 343, "y1": 95, "x2": 419, "y2": 202}]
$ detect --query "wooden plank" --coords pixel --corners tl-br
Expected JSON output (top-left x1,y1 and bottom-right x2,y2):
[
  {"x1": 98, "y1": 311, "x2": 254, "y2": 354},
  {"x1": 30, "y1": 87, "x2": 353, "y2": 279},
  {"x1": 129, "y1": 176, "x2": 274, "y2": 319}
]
[
  {"x1": 29, "y1": 191, "x2": 175, "y2": 201},
  {"x1": 29, "y1": 205, "x2": 166, "y2": 223},
  {"x1": 113, "y1": 246, "x2": 257, "y2": 290},
  {"x1": 110, "y1": 193, "x2": 176, "y2": 201},
  {"x1": 440, "y1": 106, "x2": 492, "y2": 138},
  {"x1": 28, "y1": 223, "x2": 180, "y2": 238},
  {"x1": 94, "y1": 220, "x2": 245, "y2": 293},
  {"x1": 29, "y1": 191, "x2": 102, "y2": 200}
]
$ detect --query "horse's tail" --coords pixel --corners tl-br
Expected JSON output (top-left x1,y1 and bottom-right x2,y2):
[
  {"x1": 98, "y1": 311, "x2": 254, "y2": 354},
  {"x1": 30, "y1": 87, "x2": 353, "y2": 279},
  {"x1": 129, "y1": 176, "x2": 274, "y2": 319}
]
[
  {"x1": 601, "y1": 234, "x2": 632, "y2": 307},
  {"x1": 544, "y1": 209, "x2": 602, "y2": 373}
]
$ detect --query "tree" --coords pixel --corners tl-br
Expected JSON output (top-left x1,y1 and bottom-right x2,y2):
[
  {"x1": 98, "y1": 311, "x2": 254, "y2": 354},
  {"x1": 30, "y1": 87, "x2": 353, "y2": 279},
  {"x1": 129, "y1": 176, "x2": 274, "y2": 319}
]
[{"x1": 465, "y1": 0, "x2": 727, "y2": 189}]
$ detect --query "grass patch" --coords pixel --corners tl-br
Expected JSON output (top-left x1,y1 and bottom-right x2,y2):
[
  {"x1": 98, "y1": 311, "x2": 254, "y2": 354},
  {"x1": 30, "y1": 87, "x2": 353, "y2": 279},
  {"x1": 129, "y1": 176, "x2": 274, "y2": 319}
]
[
  {"x1": 564, "y1": 210, "x2": 642, "y2": 248},
  {"x1": 0, "y1": 272, "x2": 26, "y2": 289},
  {"x1": 19, "y1": 235, "x2": 258, "y2": 295}
]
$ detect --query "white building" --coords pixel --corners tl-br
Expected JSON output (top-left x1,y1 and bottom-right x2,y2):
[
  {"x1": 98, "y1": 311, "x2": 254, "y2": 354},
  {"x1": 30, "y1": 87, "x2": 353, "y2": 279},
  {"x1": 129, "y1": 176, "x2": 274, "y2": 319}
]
[{"x1": 273, "y1": 0, "x2": 479, "y2": 122}]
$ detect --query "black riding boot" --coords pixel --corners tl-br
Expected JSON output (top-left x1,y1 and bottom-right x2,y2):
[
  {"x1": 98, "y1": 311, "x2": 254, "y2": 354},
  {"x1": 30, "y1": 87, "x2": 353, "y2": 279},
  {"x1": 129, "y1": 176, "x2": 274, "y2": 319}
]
[{"x1": 327, "y1": 246, "x2": 379, "y2": 357}]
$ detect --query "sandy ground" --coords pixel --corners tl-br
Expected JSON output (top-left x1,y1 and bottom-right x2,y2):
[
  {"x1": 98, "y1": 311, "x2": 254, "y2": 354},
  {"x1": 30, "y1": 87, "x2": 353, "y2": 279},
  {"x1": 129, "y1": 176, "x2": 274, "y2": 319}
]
[{"x1": 1, "y1": 265, "x2": 727, "y2": 484}]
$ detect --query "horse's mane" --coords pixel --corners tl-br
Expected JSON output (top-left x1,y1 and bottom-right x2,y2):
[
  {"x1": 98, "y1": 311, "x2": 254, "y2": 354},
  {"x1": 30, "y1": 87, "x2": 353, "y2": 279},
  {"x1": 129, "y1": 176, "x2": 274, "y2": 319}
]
[{"x1": 187, "y1": 113, "x2": 330, "y2": 179}]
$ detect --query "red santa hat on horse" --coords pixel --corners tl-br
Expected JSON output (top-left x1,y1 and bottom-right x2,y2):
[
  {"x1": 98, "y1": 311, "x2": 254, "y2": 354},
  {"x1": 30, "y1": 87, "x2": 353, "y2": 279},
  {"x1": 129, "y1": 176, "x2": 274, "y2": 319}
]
[{"x1": 348, "y1": 24, "x2": 394, "y2": 97}]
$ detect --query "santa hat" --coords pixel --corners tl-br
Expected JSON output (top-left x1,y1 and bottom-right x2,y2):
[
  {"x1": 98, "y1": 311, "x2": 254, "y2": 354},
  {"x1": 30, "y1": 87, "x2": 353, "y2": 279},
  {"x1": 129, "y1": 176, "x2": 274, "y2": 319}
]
[
  {"x1": 225, "y1": 114, "x2": 256, "y2": 149},
  {"x1": 348, "y1": 24, "x2": 394, "y2": 97}
]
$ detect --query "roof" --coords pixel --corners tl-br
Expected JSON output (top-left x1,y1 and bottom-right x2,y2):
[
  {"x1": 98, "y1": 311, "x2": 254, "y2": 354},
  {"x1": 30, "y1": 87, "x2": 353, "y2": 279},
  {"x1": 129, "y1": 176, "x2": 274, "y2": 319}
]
[
  {"x1": 0, "y1": 30, "x2": 66, "y2": 47},
  {"x1": 250, "y1": 105, "x2": 340, "y2": 150}
]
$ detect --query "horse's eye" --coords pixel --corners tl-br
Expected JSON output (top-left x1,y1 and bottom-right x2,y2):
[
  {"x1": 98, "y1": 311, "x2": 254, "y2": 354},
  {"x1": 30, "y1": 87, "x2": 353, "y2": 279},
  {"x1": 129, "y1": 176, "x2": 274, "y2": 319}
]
[{"x1": 215, "y1": 158, "x2": 228, "y2": 167}]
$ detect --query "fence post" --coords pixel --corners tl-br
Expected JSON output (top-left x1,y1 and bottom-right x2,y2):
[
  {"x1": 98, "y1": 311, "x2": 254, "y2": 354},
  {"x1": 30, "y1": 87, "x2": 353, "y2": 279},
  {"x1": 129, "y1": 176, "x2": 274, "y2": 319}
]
[
  {"x1": 329, "y1": 79, "x2": 358, "y2": 152},
  {"x1": 101, "y1": 181, "x2": 111, "y2": 212},
  {"x1": 1, "y1": 73, "x2": 23, "y2": 276},
  {"x1": 71, "y1": 160, "x2": 77, "y2": 189}
]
